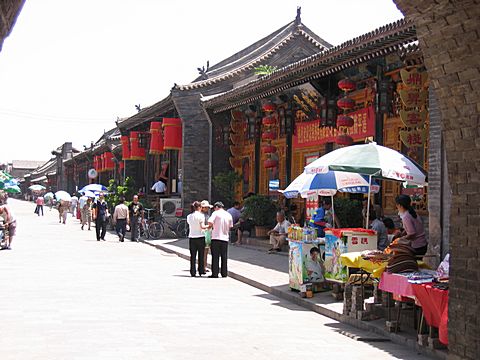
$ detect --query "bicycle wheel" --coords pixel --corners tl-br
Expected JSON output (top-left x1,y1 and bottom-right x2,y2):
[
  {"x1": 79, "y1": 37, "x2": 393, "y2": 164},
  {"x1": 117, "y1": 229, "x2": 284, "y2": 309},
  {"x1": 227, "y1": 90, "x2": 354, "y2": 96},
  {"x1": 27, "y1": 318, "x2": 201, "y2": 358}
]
[
  {"x1": 175, "y1": 219, "x2": 189, "y2": 238},
  {"x1": 148, "y1": 222, "x2": 165, "y2": 240}
]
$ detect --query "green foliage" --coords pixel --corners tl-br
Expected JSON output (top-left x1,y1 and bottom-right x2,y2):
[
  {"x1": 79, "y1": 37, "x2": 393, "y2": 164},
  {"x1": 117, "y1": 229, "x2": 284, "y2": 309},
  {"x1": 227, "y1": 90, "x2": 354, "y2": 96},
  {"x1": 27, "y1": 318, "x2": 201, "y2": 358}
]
[
  {"x1": 212, "y1": 171, "x2": 241, "y2": 207},
  {"x1": 332, "y1": 197, "x2": 363, "y2": 228},
  {"x1": 105, "y1": 177, "x2": 136, "y2": 209},
  {"x1": 254, "y1": 65, "x2": 277, "y2": 76},
  {"x1": 242, "y1": 195, "x2": 278, "y2": 227}
]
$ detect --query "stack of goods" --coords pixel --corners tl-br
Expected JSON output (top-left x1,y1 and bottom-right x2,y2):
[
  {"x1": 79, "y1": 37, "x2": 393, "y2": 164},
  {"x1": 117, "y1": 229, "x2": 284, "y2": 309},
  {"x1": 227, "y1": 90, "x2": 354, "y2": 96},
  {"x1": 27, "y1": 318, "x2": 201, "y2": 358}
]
[
  {"x1": 343, "y1": 283, "x2": 353, "y2": 315},
  {"x1": 407, "y1": 272, "x2": 435, "y2": 284},
  {"x1": 360, "y1": 249, "x2": 391, "y2": 263},
  {"x1": 302, "y1": 227, "x2": 317, "y2": 242},
  {"x1": 350, "y1": 285, "x2": 364, "y2": 316},
  {"x1": 287, "y1": 225, "x2": 303, "y2": 241},
  {"x1": 386, "y1": 243, "x2": 418, "y2": 273}
]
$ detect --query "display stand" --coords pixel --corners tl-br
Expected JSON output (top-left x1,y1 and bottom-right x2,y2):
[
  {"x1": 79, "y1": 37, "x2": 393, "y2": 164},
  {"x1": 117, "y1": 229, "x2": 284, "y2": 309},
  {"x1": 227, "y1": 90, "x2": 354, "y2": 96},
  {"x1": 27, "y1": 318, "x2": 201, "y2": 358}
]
[{"x1": 288, "y1": 239, "x2": 325, "y2": 291}]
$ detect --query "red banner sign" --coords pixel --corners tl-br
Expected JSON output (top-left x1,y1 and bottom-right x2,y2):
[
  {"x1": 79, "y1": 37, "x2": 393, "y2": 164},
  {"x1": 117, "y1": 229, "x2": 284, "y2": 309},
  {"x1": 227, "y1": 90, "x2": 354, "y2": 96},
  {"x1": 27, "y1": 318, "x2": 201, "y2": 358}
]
[{"x1": 293, "y1": 106, "x2": 375, "y2": 149}]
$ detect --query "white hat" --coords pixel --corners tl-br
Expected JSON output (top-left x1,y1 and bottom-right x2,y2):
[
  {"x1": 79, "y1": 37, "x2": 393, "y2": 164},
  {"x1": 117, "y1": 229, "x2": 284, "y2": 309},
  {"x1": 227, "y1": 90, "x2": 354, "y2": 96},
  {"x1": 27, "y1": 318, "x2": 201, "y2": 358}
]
[{"x1": 200, "y1": 200, "x2": 213, "y2": 208}]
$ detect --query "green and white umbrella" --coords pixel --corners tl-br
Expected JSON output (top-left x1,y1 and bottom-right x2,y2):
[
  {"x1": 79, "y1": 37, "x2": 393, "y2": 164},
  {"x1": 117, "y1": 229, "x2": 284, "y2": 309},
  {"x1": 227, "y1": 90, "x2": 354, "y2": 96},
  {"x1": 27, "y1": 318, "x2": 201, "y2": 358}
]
[
  {"x1": 4, "y1": 185, "x2": 21, "y2": 194},
  {"x1": 304, "y1": 142, "x2": 427, "y2": 226}
]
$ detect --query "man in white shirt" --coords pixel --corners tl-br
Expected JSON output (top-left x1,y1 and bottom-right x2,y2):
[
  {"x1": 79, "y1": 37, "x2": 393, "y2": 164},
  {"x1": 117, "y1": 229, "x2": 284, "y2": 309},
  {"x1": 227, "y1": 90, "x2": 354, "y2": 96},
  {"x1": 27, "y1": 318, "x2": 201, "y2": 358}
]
[
  {"x1": 113, "y1": 197, "x2": 129, "y2": 242},
  {"x1": 151, "y1": 179, "x2": 167, "y2": 193},
  {"x1": 207, "y1": 201, "x2": 233, "y2": 278},
  {"x1": 187, "y1": 201, "x2": 208, "y2": 277},
  {"x1": 267, "y1": 211, "x2": 291, "y2": 253}
]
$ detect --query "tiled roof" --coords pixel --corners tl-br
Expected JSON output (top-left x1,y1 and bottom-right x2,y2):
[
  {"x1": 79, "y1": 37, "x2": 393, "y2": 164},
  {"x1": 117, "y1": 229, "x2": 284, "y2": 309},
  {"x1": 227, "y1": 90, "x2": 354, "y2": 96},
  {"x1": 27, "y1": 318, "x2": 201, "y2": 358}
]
[
  {"x1": 11, "y1": 160, "x2": 45, "y2": 170},
  {"x1": 174, "y1": 21, "x2": 331, "y2": 91},
  {"x1": 0, "y1": 0, "x2": 25, "y2": 52},
  {"x1": 117, "y1": 94, "x2": 174, "y2": 130},
  {"x1": 204, "y1": 18, "x2": 417, "y2": 113}
]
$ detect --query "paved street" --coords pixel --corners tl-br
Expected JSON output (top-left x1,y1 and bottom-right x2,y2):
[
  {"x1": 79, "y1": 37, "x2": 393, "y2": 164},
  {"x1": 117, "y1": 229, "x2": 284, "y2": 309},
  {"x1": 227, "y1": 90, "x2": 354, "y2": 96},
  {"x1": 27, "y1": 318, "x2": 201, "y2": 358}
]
[{"x1": 0, "y1": 199, "x2": 431, "y2": 360}]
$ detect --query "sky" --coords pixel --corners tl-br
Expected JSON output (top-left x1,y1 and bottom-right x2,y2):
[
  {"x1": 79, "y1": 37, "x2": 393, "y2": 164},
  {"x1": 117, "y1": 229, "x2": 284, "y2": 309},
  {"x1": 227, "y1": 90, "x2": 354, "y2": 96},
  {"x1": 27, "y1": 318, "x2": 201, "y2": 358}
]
[{"x1": 0, "y1": 0, "x2": 403, "y2": 163}]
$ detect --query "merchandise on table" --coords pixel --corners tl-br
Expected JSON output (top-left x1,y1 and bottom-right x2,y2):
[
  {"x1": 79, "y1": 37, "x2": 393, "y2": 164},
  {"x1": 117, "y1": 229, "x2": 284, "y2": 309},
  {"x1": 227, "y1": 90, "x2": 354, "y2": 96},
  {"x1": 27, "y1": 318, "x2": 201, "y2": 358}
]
[{"x1": 324, "y1": 228, "x2": 377, "y2": 282}]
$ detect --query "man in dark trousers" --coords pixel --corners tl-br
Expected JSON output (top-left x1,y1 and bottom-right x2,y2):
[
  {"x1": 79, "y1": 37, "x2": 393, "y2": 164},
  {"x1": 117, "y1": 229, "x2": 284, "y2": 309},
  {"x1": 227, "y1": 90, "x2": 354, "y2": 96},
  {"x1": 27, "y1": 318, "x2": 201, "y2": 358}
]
[
  {"x1": 207, "y1": 201, "x2": 233, "y2": 278},
  {"x1": 92, "y1": 192, "x2": 109, "y2": 241},
  {"x1": 128, "y1": 195, "x2": 144, "y2": 242}
]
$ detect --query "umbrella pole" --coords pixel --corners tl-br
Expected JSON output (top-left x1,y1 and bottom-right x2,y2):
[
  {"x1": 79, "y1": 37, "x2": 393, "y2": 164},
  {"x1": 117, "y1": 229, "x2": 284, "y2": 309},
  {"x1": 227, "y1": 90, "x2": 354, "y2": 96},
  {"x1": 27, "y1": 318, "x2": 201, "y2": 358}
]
[
  {"x1": 366, "y1": 175, "x2": 372, "y2": 228},
  {"x1": 331, "y1": 195, "x2": 335, "y2": 228}
]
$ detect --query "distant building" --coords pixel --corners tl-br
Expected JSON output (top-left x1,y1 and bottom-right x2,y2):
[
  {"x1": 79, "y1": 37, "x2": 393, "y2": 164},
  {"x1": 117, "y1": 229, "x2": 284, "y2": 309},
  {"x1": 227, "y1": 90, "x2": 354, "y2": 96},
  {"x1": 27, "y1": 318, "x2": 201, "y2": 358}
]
[{"x1": 9, "y1": 160, "x2": 45, "y2": 179}]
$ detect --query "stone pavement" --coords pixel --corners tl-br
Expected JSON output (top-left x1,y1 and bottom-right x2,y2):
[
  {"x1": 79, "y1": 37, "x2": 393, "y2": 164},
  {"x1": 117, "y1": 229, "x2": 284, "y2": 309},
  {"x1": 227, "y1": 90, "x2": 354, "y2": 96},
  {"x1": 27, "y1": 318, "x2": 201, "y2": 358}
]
[{"x1": 0, "y1": 199, "x2": 433, "y2": 359}]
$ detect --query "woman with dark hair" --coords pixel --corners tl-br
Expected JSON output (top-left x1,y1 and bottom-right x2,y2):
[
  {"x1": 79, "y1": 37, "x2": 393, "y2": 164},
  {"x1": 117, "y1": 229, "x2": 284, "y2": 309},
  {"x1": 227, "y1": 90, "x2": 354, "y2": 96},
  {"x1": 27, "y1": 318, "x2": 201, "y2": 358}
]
[{"x1": 394, "y1": 194, "x2": 427, "y2": 255}]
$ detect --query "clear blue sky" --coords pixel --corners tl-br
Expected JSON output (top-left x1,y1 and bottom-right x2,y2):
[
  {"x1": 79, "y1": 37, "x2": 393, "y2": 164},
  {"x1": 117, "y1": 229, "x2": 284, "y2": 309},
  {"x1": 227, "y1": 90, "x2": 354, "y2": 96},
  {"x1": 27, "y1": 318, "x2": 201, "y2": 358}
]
[{"x1": 0, "y1": 0, "x2": 403, "y2": 163}]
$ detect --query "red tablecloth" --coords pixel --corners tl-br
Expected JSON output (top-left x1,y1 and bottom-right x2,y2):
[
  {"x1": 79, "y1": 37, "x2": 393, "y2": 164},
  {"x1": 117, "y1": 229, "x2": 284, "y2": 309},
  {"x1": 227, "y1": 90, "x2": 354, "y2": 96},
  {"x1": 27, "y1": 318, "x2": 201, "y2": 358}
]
[
  {"x1": 379, "y1": 272, "x2": 416, "y2": 297},
  {"x1": 412, "y1": 283, "x2": 449, "y2": 345}
]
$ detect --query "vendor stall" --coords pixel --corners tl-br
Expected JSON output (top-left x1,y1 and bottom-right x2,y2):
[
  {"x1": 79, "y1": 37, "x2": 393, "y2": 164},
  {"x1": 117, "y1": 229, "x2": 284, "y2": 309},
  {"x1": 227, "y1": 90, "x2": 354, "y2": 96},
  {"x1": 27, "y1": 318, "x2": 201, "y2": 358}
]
[{"x1": 324, "y1": 228, "x2": 377, "y2": 282}]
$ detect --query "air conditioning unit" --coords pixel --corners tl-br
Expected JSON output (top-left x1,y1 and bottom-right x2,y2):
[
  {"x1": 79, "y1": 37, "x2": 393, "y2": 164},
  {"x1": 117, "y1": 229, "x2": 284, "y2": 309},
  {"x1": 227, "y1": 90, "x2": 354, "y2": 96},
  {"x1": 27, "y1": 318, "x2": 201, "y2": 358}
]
[{"x1": 159, "y1": 198, "x2": 182, "y2": 217}]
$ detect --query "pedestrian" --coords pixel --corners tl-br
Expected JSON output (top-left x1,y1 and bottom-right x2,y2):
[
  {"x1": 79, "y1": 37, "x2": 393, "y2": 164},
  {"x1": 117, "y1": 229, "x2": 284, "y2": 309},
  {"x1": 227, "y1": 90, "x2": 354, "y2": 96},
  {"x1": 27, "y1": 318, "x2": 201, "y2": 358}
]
[
  {"x1": 70, "y1": 194, "x2": 79, "y2": 215},
  {"x1": 79, "y1": 194, "x2": 88, "y2": 226},
  {"x1": 35, "y1": 195, "x2": 44, "y2": 216},
  {"x1": 200, "y1": 200, "x2": 214, "y2": 274},
  {"x1": 58, "y1": 200, "x2": 70, "y2": 224},
  {"x1": 112, "y1": 196, "x2": 129, "y2": 242},
  {"x1": 207, "y1": 201, "x2": 233, "y2": 278},
  {"x1": 0, "y1": 204, "x2": 17, "y2": 250},
  {"x1": 81, "y1": 197, "x2": 93, "y2": 231},
  {"x1": 92, "y1": 192, "x2": 109, "y2": 241},
  {"x1": 187, "y1": 201, "x2": 208, "y2": 277},
  {"x1": 128, "y1": 195, "x2": 144, "y2": 242}
]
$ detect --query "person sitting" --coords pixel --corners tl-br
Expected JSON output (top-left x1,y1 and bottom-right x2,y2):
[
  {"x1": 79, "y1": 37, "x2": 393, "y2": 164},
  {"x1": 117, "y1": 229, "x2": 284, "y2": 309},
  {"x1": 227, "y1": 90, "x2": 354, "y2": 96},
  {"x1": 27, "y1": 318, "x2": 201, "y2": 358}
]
[
  {"x1": 309, "y1": 198, "x2": 332, "y2": 237},
  {"x1": 227, "y1": 201, "x2": 242, "y2": 243},
  {"x1": 306, "y1": 247, "x2": 325, "y2": 283},
  {"x1": 382, "y1": 217, "x2": 401, "y2": 244},
  {"x1": 394, "y1": 194, "x2": 428, "y2": 256},
  {"x1": 234, "y1": 194, "x2": 255, "y2": 245},
  {"x1": 267, "y1": 211, "x2": 291, "y2": 253},
  {"x1": 368, "y1": 209, "x2": 389, "y2": 251},
  {"x1": 151, "y1": 178, "x2": 167, "y2": 194}
]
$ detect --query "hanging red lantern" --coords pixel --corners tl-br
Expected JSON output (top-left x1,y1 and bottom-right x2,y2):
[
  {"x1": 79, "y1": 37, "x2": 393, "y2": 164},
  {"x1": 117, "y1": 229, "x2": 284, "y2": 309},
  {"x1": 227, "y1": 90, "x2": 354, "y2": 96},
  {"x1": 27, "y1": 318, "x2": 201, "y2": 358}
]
[
  {"x1": 264, "y1": 159, "x2": 278, "y2": 168},
  {"x1": 120, "y1": 135, "x2": 131, "y2": 160},
  {"x1": 104, "y1": 151, "x2": 115, "y2": 171},
  {"x1": 129, "y1": 131, "x2": 146, "y2": 160},
  {"x1": 262, "y1": 116, "x2": 276, "y2": 126},
  {"x1": 262, "y1": 103, "x2": 277, "y2": 113},
  {"x1": 261, "y1": 132, "x2": 276, "y2": 141},
  {"x1": 338, "y1": 79, "x2": 356, "y2": 92},
  {"x1": 93, "y1": 156, "x2": 98, "y2": 172},
  {"x1": 163, "y1": 118, "x2": 182, "y2": 150},
  {"x1": 263, "y1": 145, "x2": 277, "y2": 154},
  {"x1": 149, "y1": 121, "x2": 165, "y2": 155},
  {"x1": 337, "y1": 96, "x2": 355, "y2": 110},
  {"x1": 336, "y1": 134, "x2": 354, "y2": 146},
  {"x1": 336, "y1": 115, "x2": 354, "y2": 127}
]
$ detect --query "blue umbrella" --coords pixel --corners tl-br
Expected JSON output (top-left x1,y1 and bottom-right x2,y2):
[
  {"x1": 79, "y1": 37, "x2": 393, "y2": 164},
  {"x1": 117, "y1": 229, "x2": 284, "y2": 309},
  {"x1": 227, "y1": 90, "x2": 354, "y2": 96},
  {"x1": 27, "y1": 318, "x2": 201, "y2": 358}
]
[
  {"x1": 80, "y1": 184, "x2": 107, "y2": 193},
  {"x1": 280, "y1": 171, "x2": 379, "y2": 199}
]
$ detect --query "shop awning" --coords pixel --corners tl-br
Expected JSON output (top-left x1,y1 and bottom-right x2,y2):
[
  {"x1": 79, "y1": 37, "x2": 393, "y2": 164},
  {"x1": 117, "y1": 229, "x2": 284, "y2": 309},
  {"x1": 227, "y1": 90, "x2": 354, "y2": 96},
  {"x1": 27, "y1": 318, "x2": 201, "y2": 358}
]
[{"x1": 31, "y1": 175, "x2": 48, "y2": 182}]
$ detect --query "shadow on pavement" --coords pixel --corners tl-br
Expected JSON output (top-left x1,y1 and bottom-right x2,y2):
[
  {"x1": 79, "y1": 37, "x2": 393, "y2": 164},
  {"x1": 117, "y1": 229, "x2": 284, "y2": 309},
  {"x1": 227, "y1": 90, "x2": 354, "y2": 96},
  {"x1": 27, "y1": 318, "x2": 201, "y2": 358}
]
[{"x1": 254, "y1": 293, "x2": 309, "y2": 312}]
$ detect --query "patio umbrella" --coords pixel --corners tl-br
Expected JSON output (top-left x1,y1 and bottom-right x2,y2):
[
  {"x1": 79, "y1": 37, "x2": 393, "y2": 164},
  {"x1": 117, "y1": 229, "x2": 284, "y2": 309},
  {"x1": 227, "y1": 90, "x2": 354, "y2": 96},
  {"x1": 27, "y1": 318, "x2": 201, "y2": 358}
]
[
  {"x1": 29, "y1": 184, "x2": 46, "y2": 191},
  {"x1": 80, "y1": 184, "x2": 107, "y2": 193},
  {"x1": 44, "y1": 192, "x2": 54, "y2": 200},
  {"x1": 4, "y1": 185, "x2": 21, "y2": 194},
  {"x1": 304, "y1": 142, "x2": 427, "y2": 226},
  {"x1": 82, "y1": 190, "x2": 96, "y2": 198},
  {"x1": 0, "y1": 170, "x2": 13, "y2": 181},
  {"x1": 55, "y1": 191, "x2": 72, "y2": 202},
  {"x1": 280, "y1": 171, "x2": 380, "y2": 199}
]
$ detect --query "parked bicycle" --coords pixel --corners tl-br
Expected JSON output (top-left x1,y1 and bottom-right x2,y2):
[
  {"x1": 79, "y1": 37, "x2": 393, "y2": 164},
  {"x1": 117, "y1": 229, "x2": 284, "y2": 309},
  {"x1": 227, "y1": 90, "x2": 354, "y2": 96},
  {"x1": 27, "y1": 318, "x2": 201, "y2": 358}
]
[{"x1": 140, "y1": 208, "x2": 188, "y2": 240}]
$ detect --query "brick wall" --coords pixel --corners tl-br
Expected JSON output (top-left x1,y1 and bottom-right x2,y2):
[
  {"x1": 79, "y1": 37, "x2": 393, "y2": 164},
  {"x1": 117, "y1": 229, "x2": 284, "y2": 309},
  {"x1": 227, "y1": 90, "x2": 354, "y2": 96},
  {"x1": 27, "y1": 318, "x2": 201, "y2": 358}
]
[{"x1": 394, "y1": 1, "x2": 480, "y2": 358}]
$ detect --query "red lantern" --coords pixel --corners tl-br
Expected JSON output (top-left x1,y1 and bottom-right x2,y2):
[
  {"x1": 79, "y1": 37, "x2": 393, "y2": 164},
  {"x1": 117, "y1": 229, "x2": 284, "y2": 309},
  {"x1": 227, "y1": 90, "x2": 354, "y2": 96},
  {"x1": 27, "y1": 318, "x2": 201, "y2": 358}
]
[
  {"x1": 336, "y1": 134, "x2": 354, "y2": 146},
  {"x1": 263, "y1": 145, "x2": 277, "y2": 154},
  {"x1": 149, "y1": 121, "x2": 165, "y2": 155},
  {"x1": 262, "y1": 103, "x2": 276, "y2": 113},
  {"x1": 336, "y1": 115, "x2": 354, "y2": 127},
  {"x1": 120, "y1": 135, "x2": 131, "y2": 160},
  {"x1": 129, "y1": 131, "x2": 146, "y2": 160},
  {"x1": 264, "y1": 159, "x2": 278, "y2": 168},
  {"x1": 163, "y1": 118, "x2": 182, "y2": 150},
  {"x1": 338, "y1": 79, "x2": 356, "y2": 92},
  {"x1": 262, "y1": 116, "x2": 276, "y2": 126},
  {"x1": 261, "y1": 132, "x2": 276, "y2": 141},
  {"x1": 337, "y1": 97, "x2": 355, "y2": 110},
  {"x1": 104, "y1": 152, "x2": 115, "y2": 171}
]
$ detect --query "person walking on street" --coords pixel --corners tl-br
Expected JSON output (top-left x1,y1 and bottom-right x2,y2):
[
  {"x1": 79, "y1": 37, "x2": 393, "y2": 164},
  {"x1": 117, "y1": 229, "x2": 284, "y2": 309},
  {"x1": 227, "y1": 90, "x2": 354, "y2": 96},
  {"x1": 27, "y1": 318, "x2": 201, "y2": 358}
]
[
  {"x1": 92, "y1": 192, "x2": 109, "y2": 241},
  {"x1": 81, "y1": 197, "x2": 93, "y2": 231},
  {"x1": 58, "y1": 201, "x2": 70, "y2": 224},
  {"x1": 207, "y1": 201, "x2": 233, "y2": 278},
  {"x1": 113, "y1": 197, "x2": 129, "y2": 242},
  {"x1": 70, "y1": 194, "x2": 79, "y2": 216},
  {"x1": 35, "y1": 196, "x2": 44, "y2": 216},
  {"x1": 187, "y1": 201, "x2": 208, "y2": 277},
  {"x1": 128, "y1": 195, "x2": 144, "y2": 242},
  {"x1": 0, "y1": 204, "x2": 16, "y2": 250}
]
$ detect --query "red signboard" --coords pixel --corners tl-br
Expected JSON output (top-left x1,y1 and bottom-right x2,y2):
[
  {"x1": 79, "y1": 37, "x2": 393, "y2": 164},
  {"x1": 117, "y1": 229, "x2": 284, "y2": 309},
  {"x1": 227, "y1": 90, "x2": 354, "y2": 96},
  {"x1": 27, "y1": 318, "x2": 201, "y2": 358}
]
[{"x1": 293, "y1": 106, "x2": 375, "y2": 149}]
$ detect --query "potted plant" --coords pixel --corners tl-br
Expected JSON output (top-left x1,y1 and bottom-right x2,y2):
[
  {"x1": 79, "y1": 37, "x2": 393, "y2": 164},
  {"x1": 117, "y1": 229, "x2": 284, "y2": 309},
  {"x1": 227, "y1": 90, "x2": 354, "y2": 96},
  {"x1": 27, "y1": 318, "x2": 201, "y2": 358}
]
[{"x1": 242, "y1": 195, "x2": 278, "y2": 237}]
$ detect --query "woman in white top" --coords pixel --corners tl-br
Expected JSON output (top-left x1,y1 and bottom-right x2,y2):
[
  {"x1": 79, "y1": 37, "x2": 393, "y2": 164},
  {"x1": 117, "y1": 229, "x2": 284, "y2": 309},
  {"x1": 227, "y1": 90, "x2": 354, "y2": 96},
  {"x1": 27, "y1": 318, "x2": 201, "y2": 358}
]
[{"x1": 187, "y1": 201, "x2": 209, "y2": 277}]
